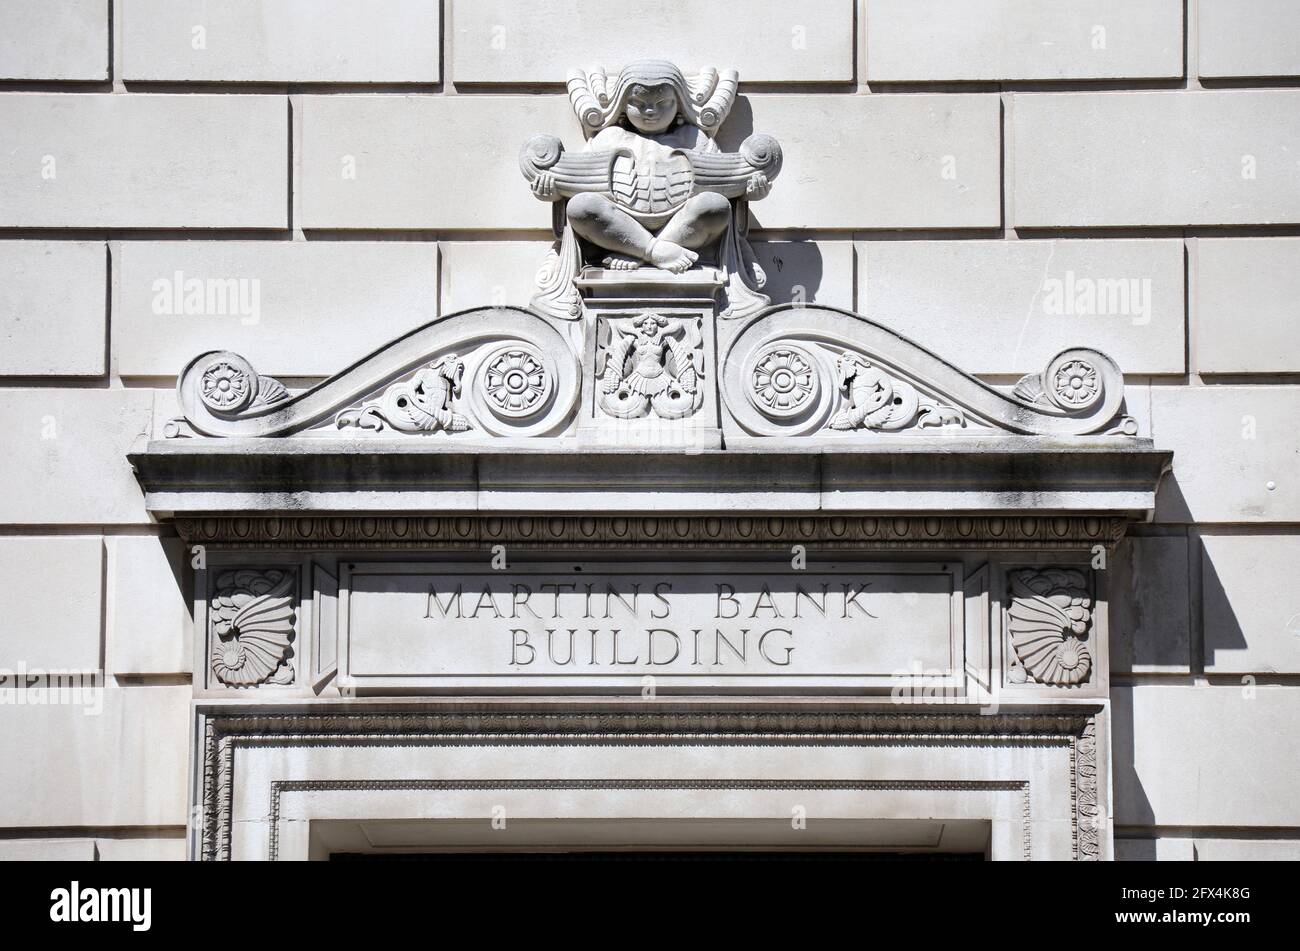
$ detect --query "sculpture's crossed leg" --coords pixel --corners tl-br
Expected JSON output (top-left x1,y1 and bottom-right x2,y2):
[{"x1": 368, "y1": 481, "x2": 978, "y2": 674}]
[{"x1": 567, "y1": 192, "x2": 732, "y2": 272}]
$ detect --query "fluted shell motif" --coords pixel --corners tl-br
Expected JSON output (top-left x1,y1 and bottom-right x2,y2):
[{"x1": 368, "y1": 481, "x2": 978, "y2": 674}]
[
  {"x1": 209, "y1": 569, "x2": 296, "y2": 687},
  {"x1": 1007, "y1": 568, "x2": 1093, "y2": 686}
]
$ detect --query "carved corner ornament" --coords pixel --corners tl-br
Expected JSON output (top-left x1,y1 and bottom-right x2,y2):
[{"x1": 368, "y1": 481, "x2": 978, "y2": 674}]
[
  {"x1": 1006, "y1": 568, "x2": 1093, "y2": 687},
  {"x1": 209, "y1": 569, "x2": 297, "y2": 687}
]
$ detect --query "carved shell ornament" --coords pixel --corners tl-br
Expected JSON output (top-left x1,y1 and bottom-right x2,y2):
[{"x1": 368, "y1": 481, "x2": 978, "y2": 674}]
[
  {"x1": 1007, "y1": 568, "x2": 1093, "y2": 687},
  {"x1": 209, "y1": 570, "x2": 296, "y2": 687}
]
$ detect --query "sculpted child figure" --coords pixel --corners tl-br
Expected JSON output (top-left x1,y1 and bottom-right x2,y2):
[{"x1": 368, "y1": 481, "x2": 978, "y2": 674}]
[{"x1": 521, "y1": 60, "x2": 782, "y2": 318}]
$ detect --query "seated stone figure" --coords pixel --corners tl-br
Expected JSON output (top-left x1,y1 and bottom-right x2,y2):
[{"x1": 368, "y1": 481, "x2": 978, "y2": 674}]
[{"x1": 520, "y1": 60, "x2": 783, "y2": 319}]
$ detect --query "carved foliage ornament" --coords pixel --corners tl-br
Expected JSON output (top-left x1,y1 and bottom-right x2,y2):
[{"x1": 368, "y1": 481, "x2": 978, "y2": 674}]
[
  {"x1": 209, "y1": 569, "x2": 296, "y2": 687},
  {"x1": 1007, "y1": 568, "x2": 1093, "y2": 687}
]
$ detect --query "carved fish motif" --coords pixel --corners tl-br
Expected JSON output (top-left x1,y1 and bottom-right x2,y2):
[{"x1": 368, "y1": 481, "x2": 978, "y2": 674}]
[{"x1": 337, "y1": 355, "x2": 471, "y2": 435}]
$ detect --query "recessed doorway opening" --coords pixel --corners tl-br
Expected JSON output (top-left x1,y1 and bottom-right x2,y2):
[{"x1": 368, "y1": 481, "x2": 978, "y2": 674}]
[{"x1": 311, "y1": 817, "x2": 992, "y2": 861}]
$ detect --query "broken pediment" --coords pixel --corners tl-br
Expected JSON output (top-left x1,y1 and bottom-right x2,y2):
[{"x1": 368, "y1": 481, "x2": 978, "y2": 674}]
[{"x1": 130, "y1": 59, "x2": 1169, "y2": 522}]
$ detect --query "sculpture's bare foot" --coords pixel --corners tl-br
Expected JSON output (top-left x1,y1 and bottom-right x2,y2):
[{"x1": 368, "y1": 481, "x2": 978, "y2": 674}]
[
  {"x1": 648, "y1": 239, "x2": 698, "y2": 274},
  {"x1": 602, "y1": 253, "x2": 641, "y2": 270}
]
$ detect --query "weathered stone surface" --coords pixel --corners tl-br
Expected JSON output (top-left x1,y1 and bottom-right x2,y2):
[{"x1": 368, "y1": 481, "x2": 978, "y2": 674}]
[
  {"x1": 0, "y1": 0, "x2": 107, "y2": 81},
  {"x1": 721, "y1": 95, "x2": 1001, "y2": 230},
  {"x1": 0, "y1": 686, "x2": 190, "y2": 828},
  {"x1": 301, "y1": 96, "x2": 580, "y2": 230},
  {"x1": 0, "y1": 537, "x2": 103, "y2": 672},
  {"x1": 1108, "y1": 534, "x2": 1191, "y2": 673},
  {"x1": 1014, "y1": 91, "x2": 1300, "y2": 227},
  {"x1": 115, "y1": 242, "x2": 438, "y2": 377},
  {"x1": 1151, "y1": 386, "x2": 1300, "y2": 523},
  {"x1": 109, "y1": 536, "x2": 191, "y2": 677},
  {"x1": 866, "y1": 0, "x2": 1182, "y2": 82},
  {"x1": 1113, "y1": 685, "x2": 1300, "y2": 828},
  {"x1": 122, "y1": 0, "x2": 441, "y2": 82},
  {"x1": 1199, "y1": 0, "x2": 1300, "y2": 79},
  {"x1": 856, "y1": 239, "x2": 1184, "y2": 375},
  {"x1": 0, "y1": 241, "x2": 106, "y2": 376},
  {"x1": 0, "y1": 95, "x2": 288, "y2": 229},
  {"x1": 1195, "y1": 238, "x2": 1300, "y2": 375},
  {"x1": 1201, "y1": 533, "x2": 1300, "y2": 674},
  {"x1": 0, "y1": 389, "x2": 152, "y2": 525},
  {"x1": 452, "y1": 0, "x2": 853, "y2": 84}
]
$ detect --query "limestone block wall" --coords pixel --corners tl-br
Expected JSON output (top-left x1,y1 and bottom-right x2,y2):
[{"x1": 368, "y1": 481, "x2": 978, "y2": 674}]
[{"x1": 1, "y1": 0, "x2": 1298, "y2": 860}]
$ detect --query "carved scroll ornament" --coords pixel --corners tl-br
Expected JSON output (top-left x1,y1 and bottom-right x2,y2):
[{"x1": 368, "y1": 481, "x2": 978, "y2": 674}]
[
  {"x1": 171, "y1": 308, "x2": 579, "y2": 439},
  {"x1": 723, "y1": 305, "x2": 1133, "y2": 437}
]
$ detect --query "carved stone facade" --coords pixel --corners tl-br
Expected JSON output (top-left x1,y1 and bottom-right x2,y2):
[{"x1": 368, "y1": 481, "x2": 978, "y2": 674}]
[
  {"x1": 7, "y1": 2, "x2": 1300, "y2": 871},
  {"x1": 122, "y1": 59, "x2": 1172, "y2": 862}
]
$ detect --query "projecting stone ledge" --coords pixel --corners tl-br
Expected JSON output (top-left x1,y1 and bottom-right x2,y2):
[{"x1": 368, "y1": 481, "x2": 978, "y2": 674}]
[{"x1": 130, "y1": 438, "x2": 1170, "y2": 520}]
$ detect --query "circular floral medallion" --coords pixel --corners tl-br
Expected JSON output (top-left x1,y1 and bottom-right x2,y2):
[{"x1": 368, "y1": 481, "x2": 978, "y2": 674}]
[
  {"x1": 1049, "y1": 358, "x2": 1101, "y2": 408},
  {"x1": 749, "y1": 345, "x2": 820, "y2": 419},
  {"x1": 482, "y1": 347, "x2": 552, "y2": 419},
  {"x1": 199, "y1": 358, "x2": 254, "y2": 413}
]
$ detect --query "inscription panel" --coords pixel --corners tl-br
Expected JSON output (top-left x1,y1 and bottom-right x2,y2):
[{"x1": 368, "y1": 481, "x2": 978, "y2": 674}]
[{"x1": 338, "y1": 560, "x2": 966, "y2": 694}]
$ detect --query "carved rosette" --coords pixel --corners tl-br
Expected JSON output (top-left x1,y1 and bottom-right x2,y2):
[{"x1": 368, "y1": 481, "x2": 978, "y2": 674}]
[
  {"x1": 1051, "y1": 358, "x2": 1101, "y2": 408},
  {"x1": 193, "y1": 353, "x2": 289, "y2": 417},
  {"x1": 1007, "y1": 568, "x2": 1093, "y2": 687},
  {"x1": 209, "y1": 569, "x2": 297, "y2": 687},
  {"x1": 748, "y1": 345, "x2": 820, "y2": 418},
  {"x1": 479, "y1": 346, "x2": 553, "y2": 420}
]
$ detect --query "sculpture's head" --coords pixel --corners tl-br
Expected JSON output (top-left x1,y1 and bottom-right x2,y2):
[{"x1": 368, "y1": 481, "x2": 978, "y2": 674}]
[
  {"x1": 623, "y1": 82, "x2": 679, "y2": 134},
  {"x1": 567, "y1": 60, "x2": 740, "y2": 137}
]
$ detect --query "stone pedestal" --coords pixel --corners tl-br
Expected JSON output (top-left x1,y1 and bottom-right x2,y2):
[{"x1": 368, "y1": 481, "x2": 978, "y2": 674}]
[{"x1": 574, "y1": 267, "x2": 723, "y2": 449}]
